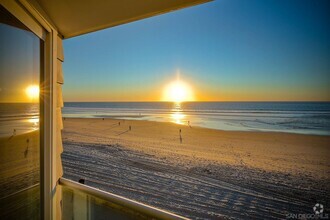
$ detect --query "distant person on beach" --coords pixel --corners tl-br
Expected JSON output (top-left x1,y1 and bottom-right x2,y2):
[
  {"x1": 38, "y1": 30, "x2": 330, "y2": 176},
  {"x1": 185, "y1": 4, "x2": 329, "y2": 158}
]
[
  {"x1": 13, "y1": 129, "x2": 16, "y2": 136},
  {"x1": 179, "y1": 129, "x2": 181, "y2": 134},
  {"x1": 129, "y1": 125, "x2": 131, "y2": 131},
  {"x1": 24, "y1": 139, "x2": 29, "y2": 158},
  {"x1": 118, "y1": 122, "x2": 120, "y2": 126},
  {"x1": 24, "y1": 147, "x2": 28, "y2": 158}
]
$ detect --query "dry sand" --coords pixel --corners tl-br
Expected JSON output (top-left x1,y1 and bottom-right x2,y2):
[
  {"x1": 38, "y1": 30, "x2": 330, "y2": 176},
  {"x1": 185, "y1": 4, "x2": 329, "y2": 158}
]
[
  {"x1": 0, "y1": 131, "x2": 39, "y2": 198},
  {"x1": 0, "y1": 131, "x2": 40, "y2": 219},
  {"x1": 62, "y1": 118, "x2": 330, "y2": 219}
]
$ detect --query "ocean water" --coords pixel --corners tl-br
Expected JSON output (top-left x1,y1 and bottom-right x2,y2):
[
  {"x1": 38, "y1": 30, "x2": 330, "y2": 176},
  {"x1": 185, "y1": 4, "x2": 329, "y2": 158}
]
[
  {"x1": 63, "y1": 102, "x2": 330, "y2": 136},
  {"x1": 0, "y1": 103, "x2": 39, "y2": 137}
]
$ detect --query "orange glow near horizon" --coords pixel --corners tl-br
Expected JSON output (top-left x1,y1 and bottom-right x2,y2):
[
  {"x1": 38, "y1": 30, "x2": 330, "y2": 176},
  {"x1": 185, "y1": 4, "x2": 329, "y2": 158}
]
[{"x1": 61, "y1": 72, "x2": 330, "y2": 102}]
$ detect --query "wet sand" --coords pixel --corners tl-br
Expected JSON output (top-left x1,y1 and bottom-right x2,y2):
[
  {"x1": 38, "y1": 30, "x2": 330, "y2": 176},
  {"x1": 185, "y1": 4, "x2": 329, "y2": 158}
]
[{"x1": 62, "y1": 118, "x2": 330, "y2": 219}]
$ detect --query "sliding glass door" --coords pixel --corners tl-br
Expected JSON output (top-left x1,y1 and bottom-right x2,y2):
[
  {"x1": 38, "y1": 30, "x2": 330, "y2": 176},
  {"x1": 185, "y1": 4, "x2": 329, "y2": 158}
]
[{"x1": 0, "y1": 5, "x2": 43, "y2": 219}]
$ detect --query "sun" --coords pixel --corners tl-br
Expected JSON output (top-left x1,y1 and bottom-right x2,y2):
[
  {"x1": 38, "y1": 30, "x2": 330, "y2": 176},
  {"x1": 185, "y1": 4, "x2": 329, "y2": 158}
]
[
  {"x1": 26, "y1": 85, "x2": 39, "y2": 101},
  {"x1": 163, "y1": 80, "x2": 194, "y2": 102}
]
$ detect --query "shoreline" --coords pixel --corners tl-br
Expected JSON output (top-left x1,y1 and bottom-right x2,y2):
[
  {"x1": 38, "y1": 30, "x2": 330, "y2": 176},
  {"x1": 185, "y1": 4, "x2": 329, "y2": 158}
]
[{"x1": 62, "y1": 116, "x2": 330, "y2": 136}]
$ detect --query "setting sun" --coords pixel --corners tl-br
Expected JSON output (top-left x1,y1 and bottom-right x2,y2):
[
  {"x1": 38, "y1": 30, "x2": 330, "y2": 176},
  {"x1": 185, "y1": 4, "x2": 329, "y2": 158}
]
[
  {"x1": 163, "y1": 80, "x2": 195, "y2": 102},
  {"x1": 26, "y1": 85, "x2": 39, "y2": 101}
]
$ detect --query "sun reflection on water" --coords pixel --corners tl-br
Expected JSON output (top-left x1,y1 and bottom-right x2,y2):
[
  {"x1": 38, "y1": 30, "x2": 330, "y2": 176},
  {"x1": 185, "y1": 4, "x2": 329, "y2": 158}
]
[
  {"x1": 171, "y1": 111, "x2": 185, "y2": 124},
  {"x1": 170, "y1": 102, "x2": 186, "y2": 125},
  {"x1": 28, "y1": 117, "x2": 39, "y2": 130}
]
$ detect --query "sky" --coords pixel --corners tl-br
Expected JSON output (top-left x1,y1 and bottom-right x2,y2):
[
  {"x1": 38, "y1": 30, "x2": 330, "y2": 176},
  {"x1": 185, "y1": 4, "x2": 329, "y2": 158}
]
[
  {"x1": 0, "y1": 23, "x2": 40, "y2": 103},
  {"x1": 63, "y1": 0, "x2": 330, "y2": 102}
]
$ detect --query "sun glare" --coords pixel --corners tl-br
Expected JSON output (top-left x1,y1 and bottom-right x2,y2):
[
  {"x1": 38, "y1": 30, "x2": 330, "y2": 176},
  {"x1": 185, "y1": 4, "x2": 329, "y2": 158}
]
[
  {"x1": 163, "y1": 80, "x2": 194, "y2": 102},
  {"x1": 26, "y1": 85, "x2": 39, "y2": 101},
  {"x1": 171, "y1": 111, "x2": 185, "y2": 124}
]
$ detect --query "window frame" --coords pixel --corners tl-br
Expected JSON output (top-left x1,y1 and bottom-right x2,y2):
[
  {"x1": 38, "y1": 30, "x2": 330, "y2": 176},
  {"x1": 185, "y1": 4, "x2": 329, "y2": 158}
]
[{"x1": 0, "y1": 0, "x2": 58, "y2": 219}]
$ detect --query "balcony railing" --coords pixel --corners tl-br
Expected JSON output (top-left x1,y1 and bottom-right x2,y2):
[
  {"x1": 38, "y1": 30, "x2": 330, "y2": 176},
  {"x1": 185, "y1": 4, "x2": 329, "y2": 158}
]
[{"x1": 59, "y1": 178, "x2": 188, "y2": 220}]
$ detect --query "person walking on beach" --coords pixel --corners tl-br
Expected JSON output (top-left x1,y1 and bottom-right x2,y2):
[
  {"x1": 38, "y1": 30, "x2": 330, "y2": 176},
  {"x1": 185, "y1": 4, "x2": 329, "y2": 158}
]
[
  {"x1": 24, "y1": 138, "x2": 29, "y2": 158},
  {"x1": 118, "y1": 122, "x2": 120, "y2": 126},
  {"x1": 129, "y1": 125, "x2": 131, "y2": 131},
  {"x1": 179, "y1": 129, "x2": 181, "y2": 134}
]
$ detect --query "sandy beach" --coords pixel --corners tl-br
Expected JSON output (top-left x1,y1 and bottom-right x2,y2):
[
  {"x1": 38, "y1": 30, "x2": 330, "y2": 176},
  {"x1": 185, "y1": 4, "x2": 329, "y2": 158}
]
[
  {"x1": 0, "y1": 131, "x2": 40, "y2": 219},
  {"x1": 0, "y1": 131, "x2": 40, "y2": 198},
  {"x1": 62, "y1": 118, "x2": 330, "y2": 219}
]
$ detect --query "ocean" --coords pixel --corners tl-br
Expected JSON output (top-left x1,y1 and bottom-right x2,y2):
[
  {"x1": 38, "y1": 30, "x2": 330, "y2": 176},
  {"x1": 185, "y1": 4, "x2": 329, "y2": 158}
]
[
  {"x1": 62, "y1": 102, "x2": 330, "y2": 136},
  {"x1": 0, "y1": 103, "x2": 39, "y2": 137},
  {"x1": 1, "y1": 102, "x2": 329, "y2": 137}
]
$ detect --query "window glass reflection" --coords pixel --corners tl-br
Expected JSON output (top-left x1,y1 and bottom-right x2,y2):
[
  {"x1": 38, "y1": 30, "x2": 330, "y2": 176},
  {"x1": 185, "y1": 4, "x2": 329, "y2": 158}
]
[{"x1": 0, "y1": 5, "x2": 41, "y2": 219}]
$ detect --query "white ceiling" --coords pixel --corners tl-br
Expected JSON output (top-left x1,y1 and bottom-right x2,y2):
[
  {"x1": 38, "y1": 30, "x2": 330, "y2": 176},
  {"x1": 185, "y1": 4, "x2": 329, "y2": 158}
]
[{"x1": 32, "y1": 0, "x2": 211, "y2": 39}]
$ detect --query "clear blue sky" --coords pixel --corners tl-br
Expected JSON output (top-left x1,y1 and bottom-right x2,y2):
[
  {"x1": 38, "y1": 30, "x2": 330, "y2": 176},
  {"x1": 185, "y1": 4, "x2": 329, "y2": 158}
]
[{"x1": 63, "y1": 0, "x2": 330, "y2": 102}]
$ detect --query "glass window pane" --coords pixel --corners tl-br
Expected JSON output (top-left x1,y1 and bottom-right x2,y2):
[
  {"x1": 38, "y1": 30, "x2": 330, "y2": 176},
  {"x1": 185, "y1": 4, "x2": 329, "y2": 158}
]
[{"x1": 0, "y1": 5, "x2": 41, "y2": 220}]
